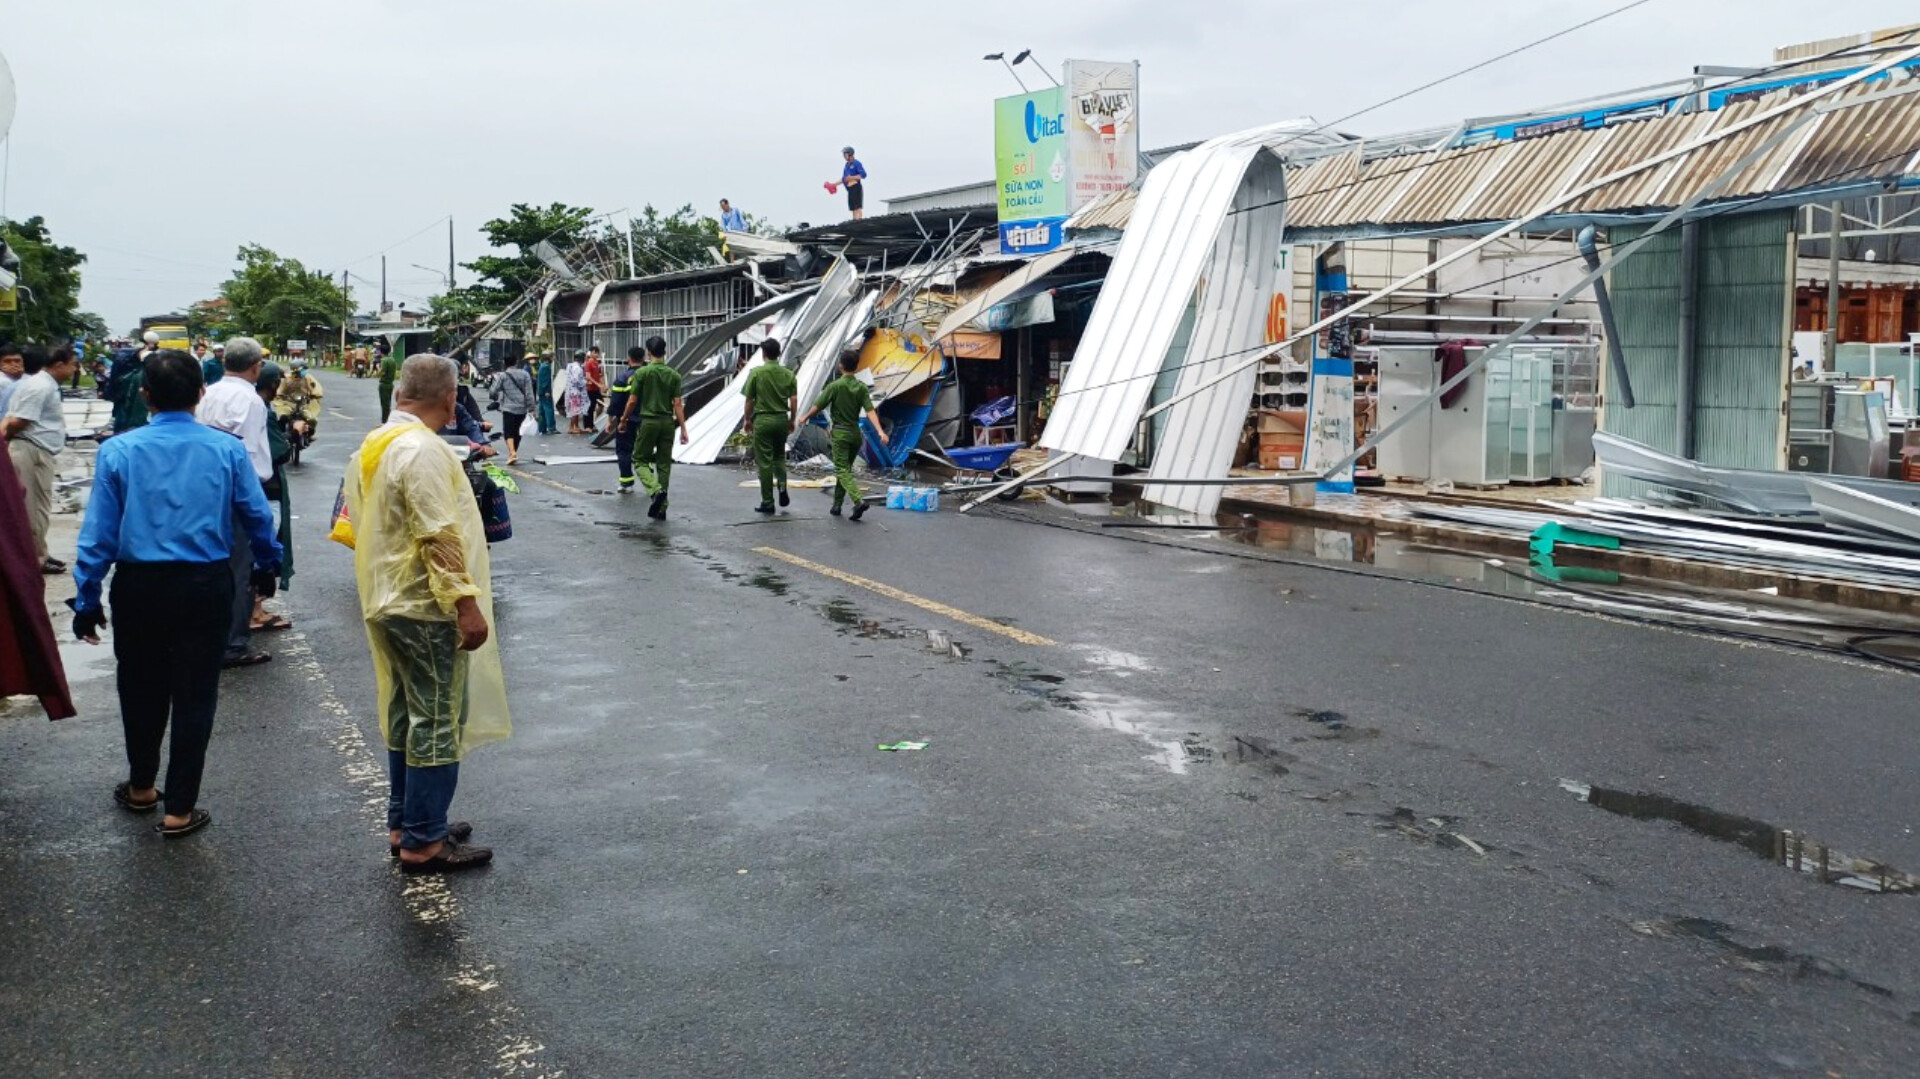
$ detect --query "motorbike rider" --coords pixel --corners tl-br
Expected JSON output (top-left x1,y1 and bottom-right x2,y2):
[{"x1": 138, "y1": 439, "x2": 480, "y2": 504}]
[{"x1": 272, "y1": 355, "x2": 326, "y2": 448}]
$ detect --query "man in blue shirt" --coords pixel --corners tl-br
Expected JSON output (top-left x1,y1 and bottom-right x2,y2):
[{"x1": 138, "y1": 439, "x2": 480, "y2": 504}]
[
  {"x1": 72, "y1": 350, "x2": 282, "y2": 839},
  {"x1": 833, "y1": 147, "x2": 868, "y2": 220},
  {"x1": 718, "y1": 198, "x2": 747, "y2": 233}
]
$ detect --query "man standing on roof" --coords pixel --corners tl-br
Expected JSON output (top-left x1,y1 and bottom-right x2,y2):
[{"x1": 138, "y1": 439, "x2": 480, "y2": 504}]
[
  {"x1": 718, "y1": 199, "x2": 747, "y2": 232},
  {"x1": 739, "y1": 339, "x2": 796, "y2": 515},
  {"x1": 796, "y1": 350, "x2": 888, "y2": 521},
  {"x1": 615, "y1": 337, "x2": 688, "y2": 520},
  {"x1": 830, "y1": 147, "x2": 868, "y2": 221}
]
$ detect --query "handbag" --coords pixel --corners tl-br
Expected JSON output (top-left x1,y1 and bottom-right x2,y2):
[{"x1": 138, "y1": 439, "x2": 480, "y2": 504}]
[
  {"x1": 326, "y1": 478, "x2": 354, "y2": 548},
  {"x1": 479, "y1": 481, "x2": 512, "y2": 543}
]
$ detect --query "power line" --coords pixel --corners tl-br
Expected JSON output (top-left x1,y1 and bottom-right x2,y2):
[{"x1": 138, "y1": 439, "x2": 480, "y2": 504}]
[
  {"x1": 1285, "y1": 0, "x2": 1658, "y2": 145},
  {"x1": 325, "y1": 215, "x2": 453, "y2": 275}
]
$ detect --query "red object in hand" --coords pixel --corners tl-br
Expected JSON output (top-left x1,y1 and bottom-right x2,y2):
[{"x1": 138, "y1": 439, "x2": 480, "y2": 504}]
[{"x1": 824, "y1": 181, "x2": 838, "y2": 194}]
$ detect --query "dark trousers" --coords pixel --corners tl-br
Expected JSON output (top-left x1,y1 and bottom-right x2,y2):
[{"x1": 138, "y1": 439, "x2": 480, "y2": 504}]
[
  {"x1": 225, "y1": 511, "x2": 253, "y2": 658},
  {"x1": 378, "y1": 383, "x2": 394, "y2": 423},
  {"x1": 502, "y1": 411, "x2": 526, "y2": 452},
  {"x1": 615, "y1": 425, "x2": 637, "y2": 488},
  {"x1": 111, "y1": 562, "x2": 233, "y2": 816},
  {"x1": 387, "y1": 751, "x2": 460, "y2": 850}
]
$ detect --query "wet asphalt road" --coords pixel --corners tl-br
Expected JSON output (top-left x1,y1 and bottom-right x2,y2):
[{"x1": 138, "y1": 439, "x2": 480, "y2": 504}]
[{"x1": 5, "y1": 369, "x2": 1920, "y2": 1078}]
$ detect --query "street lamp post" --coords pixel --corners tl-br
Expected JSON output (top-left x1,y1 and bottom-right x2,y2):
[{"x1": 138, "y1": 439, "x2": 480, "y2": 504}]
[{"x1": 982, "y1": 52, "x2": 1029, "y2": 93}]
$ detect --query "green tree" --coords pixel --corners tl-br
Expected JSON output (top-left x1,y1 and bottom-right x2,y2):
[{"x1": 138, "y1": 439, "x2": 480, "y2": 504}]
[
  {"x1": 216, "y1": 244, "x2": 354, "y2": 352},
  {"x1": 186, "y1": 297, "x2": 238, "y2": 340},
  {"x1": 463, "y1": 202, "x2": 598, "y2": 303},
  {"x1": 609, "y1": 204, "x2": 729, "y2": 276},
  {"x1": 1, "y1": 216, "x2": 88, "y2": 343},
  {"x1": 74, "y1": 311, "x2": 111, "y2": 341}
]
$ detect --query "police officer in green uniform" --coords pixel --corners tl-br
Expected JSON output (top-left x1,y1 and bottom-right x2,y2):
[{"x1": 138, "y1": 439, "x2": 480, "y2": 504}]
[
  {"x1": 376, "y1": 339, "x2": 400, "y2": 423},
  {"x1": 738, "y1": 339, "x2": 798, "y2": 514},
  {"x1": 797, "y1": 350, "x2": 889, "y2": 521},
  {"x1": 615, "y1": 336, "x2": 688, "y2": 519}
]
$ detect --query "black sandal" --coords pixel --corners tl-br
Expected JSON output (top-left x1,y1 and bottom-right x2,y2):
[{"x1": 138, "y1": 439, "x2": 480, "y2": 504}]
[
  {"x1": 156, "y1": 808, "x2": 212, "y2": 838},
  {"x1": 390, "y1": 821, "x2": 473, "y2": 857},
  {"x1": 221, "y1": 651, "x2": 273, "y2": 669},
  {"x1": 113, "y1": 781, "x2": 161, "y2": 814},
  {"x1": 398, "y1": 838, "x2": 494, "y2": 875}
]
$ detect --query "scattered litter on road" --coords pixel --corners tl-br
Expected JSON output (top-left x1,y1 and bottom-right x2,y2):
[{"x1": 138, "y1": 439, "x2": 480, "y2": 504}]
[
  {"x1": 877, "y1": 740, "x2": 930, "y2": 752},
  {"x1": 532, "y1": 455, "x2": 617, "y2": 466}
]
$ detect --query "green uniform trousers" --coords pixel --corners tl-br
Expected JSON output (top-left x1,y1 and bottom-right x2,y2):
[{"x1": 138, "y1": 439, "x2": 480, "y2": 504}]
[
  {"x1": 830, "y1": 427, "x2": 864, "y2": 509},
  {"x1": 377, "y1": 383, "x2": 394, "y2": 424},
  {"x1": 633, "y1": 419, "x2": 676, "y2": 499},
  {"x1": 752, "y1": 415, "x2": 791, "y2": 506}
]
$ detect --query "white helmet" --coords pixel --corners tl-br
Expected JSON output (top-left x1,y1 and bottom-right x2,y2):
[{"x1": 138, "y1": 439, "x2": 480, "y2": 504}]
[{"x1": 142, "y1": 330, "x2": 160, "y2": 345}]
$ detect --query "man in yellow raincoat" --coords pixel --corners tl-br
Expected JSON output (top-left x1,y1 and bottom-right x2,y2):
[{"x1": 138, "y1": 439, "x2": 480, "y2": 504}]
[{"x1": 343, "y1": 353, "x2": 511, "y2": 874}]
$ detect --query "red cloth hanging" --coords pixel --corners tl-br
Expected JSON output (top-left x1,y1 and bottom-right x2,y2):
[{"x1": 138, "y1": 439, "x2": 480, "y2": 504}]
[{"x1": 0, "y1": 444, "x2": 75, "y2": 719}]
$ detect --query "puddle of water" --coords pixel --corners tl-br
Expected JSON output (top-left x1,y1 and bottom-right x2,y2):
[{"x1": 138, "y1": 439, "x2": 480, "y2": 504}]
[
  {"x1": 1292, "y1": 707, "x2": 1381, "y2": 742},
  {"x1": 1562, "y1": 779, "x2": 1920, "y2": 894},
  {"x1": 1633, "y1": 917, "x2": 1893, "y2": 997},
  {"x1": 925, "y1": 629, "x2": 971, "y2": 660},
  {"x1": 1231, "y1": 735, "x2": 1296, "y2": 776},
  {"x1": 984, "y1": 661, "x2": 1188, "y2": 774},
  {"x1": 747, "y1": 570, "x2": 790, "y2": 597},
  {"x1": 1074, "y1": 645, "x2": 1153, "y2": 672},
  {"x1": 1375, "y1": 807, "x2": 1493, "y2": 854},
  {"x1": 820, "y1": 598, "x2": 914, "y2": 641}
]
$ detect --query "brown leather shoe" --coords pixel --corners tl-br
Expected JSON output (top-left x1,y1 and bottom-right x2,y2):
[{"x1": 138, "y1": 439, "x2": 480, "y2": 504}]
[{"x1": 398, "y1": 838, "x2": 494, "y2": 875}]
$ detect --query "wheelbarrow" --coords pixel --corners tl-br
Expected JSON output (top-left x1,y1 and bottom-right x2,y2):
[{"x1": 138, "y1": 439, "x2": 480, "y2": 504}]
[{"x1": 946, "y1": 442, "x2": 1021, "y2": 479}]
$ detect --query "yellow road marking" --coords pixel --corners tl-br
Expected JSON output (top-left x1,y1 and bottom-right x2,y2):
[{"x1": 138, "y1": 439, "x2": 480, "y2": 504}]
[{"x1": 754, "y1": 546, "x2": 1055, "y2": 646}]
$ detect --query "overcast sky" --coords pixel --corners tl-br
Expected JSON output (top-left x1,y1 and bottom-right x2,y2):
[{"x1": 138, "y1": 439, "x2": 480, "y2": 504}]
[{"x1": 3, "y1": 0, "x2": 1914, "y2": 332}]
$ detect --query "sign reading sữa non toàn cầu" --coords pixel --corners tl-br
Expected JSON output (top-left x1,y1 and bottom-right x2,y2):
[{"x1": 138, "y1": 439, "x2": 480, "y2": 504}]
[{"x1": 995, "y1": 86, "x2": 1070, "y2": 255}]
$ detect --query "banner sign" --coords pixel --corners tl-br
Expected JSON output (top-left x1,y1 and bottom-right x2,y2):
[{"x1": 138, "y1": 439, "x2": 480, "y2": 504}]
[
  {"x1": 996, "y1": 87, "x2": 1070, "y2": 255},
  {"x1": 1064, "y1": 59, "x2": 1140, "y2": 208}
]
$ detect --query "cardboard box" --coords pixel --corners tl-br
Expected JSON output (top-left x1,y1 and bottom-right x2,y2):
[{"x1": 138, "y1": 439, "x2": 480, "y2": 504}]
[
  {"x1": 1254, "y1": 409, "x2": 1308, "y2": 435},
  {"x1": 1257, "y1": 444, "x2": 1301, "y2": 471}
]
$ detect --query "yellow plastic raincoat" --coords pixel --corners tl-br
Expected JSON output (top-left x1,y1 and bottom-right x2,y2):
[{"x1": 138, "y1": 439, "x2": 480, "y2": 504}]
[{"x1": 342, "y1": 418, "x2": 511, "y2": 763}]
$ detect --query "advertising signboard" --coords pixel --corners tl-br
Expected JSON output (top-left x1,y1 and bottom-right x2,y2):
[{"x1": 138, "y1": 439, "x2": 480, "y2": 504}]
[
  {"x1": 1064, "y1": 59, "x2": 1140, "y2": 208},
  {"x1": 995, "y1": 86, "x2": 1070, "y2": 255}
]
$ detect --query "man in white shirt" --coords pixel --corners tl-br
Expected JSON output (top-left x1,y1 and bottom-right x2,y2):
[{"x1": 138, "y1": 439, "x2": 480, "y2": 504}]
[
  {"x1": 196, "y1": 336, "x2": 274, "y2": 667},
  {"x1": 2, "y1": 346, "x2": 78, "y2": 573}
]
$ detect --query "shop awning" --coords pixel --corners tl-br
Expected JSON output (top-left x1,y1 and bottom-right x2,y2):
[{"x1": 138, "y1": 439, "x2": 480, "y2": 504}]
[{"x1": 930, "y1": 247, "x2": 1080, "y2": 344}]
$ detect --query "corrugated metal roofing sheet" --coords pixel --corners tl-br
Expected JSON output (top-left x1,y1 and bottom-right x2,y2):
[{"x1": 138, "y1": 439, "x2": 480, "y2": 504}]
[
  {"x1": 1042, "y1": 121, "x2": 1316, "y2": 466},
  {"x1": 1074, "y1": 80, "x2": 1920, "y2": 237}
]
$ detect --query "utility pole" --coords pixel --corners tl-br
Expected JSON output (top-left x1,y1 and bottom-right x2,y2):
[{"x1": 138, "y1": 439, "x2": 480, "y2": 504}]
[
  {"x1": 448, "y1": 217, "x2": 457, "y2": 291},
  {"x1": 340, "y1": 269, "x2": 350, "y2": 359},
  {"x1": 381, "y1": 254, "x2": 388, "y2": 314},
  {"x1": 1825, "y1": 200, "x2": 1842, "y2": 374}
]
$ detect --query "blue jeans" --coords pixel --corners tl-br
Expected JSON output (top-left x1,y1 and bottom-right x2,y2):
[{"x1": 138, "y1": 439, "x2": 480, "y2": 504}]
[{"x1": 387, "y1": 750, "x2": 459, "y2": 850}]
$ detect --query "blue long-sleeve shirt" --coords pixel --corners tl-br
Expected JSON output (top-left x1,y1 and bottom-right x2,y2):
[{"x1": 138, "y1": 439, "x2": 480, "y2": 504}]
[
  {"x1": 441, "y1": 397, "x2": 489, "y2": 444},
  {"x1": 73, "y1": 411, "x2": 283, "y2": 611}
]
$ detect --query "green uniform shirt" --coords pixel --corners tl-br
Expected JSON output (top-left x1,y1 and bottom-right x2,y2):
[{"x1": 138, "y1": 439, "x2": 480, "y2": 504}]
[
  {"x1": 741, "y1": 363, "x2": 798, "y2": 418},
  {"x1": 378, "y1": 353, "x2": 400, "y2": 387},
  {"x1": 632, "y1": 362, "x2": 683, "y2": 421},
  {"x1": 814, "y1": 374, "x2": 875, "y2": 432}
]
